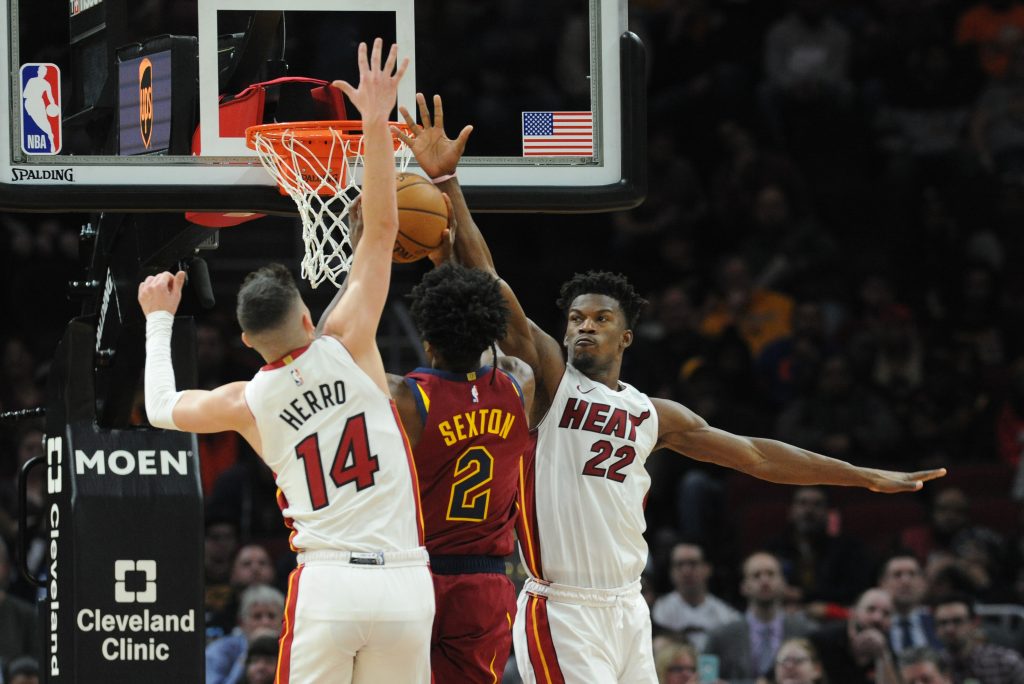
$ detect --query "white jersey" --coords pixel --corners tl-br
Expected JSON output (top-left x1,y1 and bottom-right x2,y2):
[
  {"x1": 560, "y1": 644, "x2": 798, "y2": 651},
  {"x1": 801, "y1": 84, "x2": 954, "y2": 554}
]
[
  {"x1": 245, "y1": 335, "x2": 422, "y2": 554},
  {"x1": 520, "y1": 363, "x2": 658, "y2": 589}
]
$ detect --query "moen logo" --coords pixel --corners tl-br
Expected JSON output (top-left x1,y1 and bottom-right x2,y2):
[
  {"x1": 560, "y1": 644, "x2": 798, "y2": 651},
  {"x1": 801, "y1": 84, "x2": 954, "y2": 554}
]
[
  {"x1": 138, "y1": 58, "x2": 153, "y2": 149},
  {"x1": 114, "y1": 560, "x2": 156, "y2": 604},
  {"x1": 74, "y1": 449, "x2": 190, "y2": 476}
]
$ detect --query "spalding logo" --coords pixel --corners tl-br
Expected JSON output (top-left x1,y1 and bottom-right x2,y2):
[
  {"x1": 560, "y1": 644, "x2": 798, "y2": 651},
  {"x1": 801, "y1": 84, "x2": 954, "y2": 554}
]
[{"x1": 138, "y1": 58, "x2": 153, "y2": 149}]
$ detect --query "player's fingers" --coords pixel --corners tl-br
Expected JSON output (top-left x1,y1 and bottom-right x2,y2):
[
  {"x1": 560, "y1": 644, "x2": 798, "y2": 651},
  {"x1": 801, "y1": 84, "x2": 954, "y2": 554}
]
[
  {"x1": 332, "y1": 80, "x2": 356, "y2": 100},
  {"x1": 393, "y1": 56, "x2": 409, "y2": 83},
  {"x1": 383, "y1": 43, "x2": 398, "y2": 76},
  {"x1": 454, "y1": 125, "x2": 474, "y2": 153},
  {"x1": 416, "y1": 93, "x2": 431, "y2": 129},
  {"x1": 355, "y1": 41, "x2": 369, "y2": 75},
  {"x1": 369, "y1": 37, "x2": 383, "y2": 71},
  {"x1": 398, "y1": 106, "x2": 417, "y2": 132},
  {"x1": 174, "y1": 270, "x2": 187, "y2": 290},
  {"x1": 433, "y1": 94, "x2": 444, "y2": 130},
  {"x1": 392, "y1": 125, "x2": 413, "y2": 146},
  {"x1": 908, "y1": 468, "x2": 947, "y2": 482},
  {"x1": 441, "y1": 193, "x2": 454, "y2": 224}
]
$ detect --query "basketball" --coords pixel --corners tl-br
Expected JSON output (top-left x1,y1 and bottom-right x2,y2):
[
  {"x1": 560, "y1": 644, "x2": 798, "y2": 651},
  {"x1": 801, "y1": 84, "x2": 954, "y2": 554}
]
[
  {"x1": 46, "y1": 104, "x2": 59, "y2": 117},
  {"x1": 393, "y1": 172, "x2": 448, "y2": 263}
]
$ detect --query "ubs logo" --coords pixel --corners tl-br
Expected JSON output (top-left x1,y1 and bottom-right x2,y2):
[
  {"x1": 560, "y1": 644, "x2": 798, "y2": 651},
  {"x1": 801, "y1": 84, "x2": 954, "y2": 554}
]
[{"x1": 138, "y1": 58, "x2": 153, "y2": 149}]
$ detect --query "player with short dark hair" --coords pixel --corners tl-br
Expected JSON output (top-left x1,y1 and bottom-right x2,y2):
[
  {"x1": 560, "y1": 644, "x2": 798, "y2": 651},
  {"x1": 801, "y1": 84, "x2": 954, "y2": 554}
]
[
  {"x1": 396, "y1": 92, "x2": 947, "y2": 683},
  {"x1": 138, "y1": 40, "x2": 436, "y2": 683}
]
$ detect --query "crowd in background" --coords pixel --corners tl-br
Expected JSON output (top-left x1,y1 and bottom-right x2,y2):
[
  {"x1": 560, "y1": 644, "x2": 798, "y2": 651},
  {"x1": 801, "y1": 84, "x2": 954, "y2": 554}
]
[{"x1": 5, "y1": 0, "x2": 1024, "y2": 682}]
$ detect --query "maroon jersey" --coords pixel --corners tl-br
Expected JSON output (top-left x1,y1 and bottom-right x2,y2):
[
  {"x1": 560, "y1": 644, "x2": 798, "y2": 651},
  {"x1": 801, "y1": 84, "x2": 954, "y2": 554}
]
[{"x1": 405, "y1": 365, "x2": 529, "y2": 557}]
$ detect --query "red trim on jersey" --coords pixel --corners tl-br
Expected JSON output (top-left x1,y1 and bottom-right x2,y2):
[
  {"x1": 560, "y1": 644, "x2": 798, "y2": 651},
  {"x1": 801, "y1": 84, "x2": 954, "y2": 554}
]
[
  {"x1": 524, "y1": 594, "x2": 565, "y2": 684},
  {"x1": 273, "y1": 485, "x2": 300, "y2": 553},
  {"x1": 261, "y1": 344, "x2": 312, "y2": 371},
  {"x1": 516, "y1": 450, "x2": 544, "y2": 579},
  {"x1": 390, "y1": 399, "x2": 426, "y2": 545},
  {"x1": 275, "y1": 563, "x2": 303, "y2": 684}
]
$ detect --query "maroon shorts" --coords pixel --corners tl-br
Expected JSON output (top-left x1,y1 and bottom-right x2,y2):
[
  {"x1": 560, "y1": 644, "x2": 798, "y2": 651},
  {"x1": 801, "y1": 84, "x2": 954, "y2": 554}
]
[{"x1": 431, "y1": 571, "x2": 517, "y2": 683}]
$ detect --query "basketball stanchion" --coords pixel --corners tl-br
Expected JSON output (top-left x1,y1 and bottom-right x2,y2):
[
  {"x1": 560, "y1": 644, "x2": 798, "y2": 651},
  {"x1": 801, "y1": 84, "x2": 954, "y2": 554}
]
[
  {"x1": 246, "y1": 120, "x2": 412, "y2": 288},
  {"x1": 38, "y1": 319, "x2": 205, "y2": 683}
]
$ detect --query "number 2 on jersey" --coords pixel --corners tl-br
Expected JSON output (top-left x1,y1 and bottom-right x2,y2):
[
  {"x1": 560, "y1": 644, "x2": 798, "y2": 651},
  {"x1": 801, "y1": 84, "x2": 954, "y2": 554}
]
[
  {"x1": 582, "y1": 439, "x2": 636, "y2": 483},
  {"x1": 295, "y1": 413, "x2": 380, "y2": 510},
  {"x1": 446, "y1": 446, "x2": 494, "y2": 522}
]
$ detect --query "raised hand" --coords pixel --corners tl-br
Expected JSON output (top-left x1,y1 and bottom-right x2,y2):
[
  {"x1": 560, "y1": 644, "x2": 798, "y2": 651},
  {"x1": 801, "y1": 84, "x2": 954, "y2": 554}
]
[
  {"x1": 396, "y1": 93, "x2": 473, "y2": 179},
  {"x1": 138, "y1": 271, "x2": 186, "y2": 316},
  {"x1": 332, "y1": 38, "x2": 409, "y2": 124}
]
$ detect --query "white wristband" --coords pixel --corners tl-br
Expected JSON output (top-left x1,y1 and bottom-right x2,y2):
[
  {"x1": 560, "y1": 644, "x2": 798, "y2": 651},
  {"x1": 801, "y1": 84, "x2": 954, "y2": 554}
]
[
  {"x1": 430, "y1": 173, "x2": 457, "y2": 184},
  {"x1": 144, "y1": 311, "x2": 184, "y2": 430}
]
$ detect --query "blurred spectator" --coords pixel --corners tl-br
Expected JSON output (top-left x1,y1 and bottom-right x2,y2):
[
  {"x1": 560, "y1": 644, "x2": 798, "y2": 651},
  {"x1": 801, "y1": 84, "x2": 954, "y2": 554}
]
[
  {"x1": 625, "y1": 283, "x2": 706, "y2": 400},
  {"x1": 736, "y1": 184, "x2": 840, "y2": 298},
  {"x1": 651, "y1": 543, "x2": 740, "y2": 651},
  {"x1": 767, "y1": 487, "x2": 874, "y2": 610},
  {"x1": 971, "y1": 44, "x2": 1024, "y2": 181},
  {"x1": 809, "y1": 588, "x2": 899, "y2": 684},
  {"x1": 710, "y1": 121, "x2": 810, "y2": 236},
  {"x1": 994, "y1": 356, "x2": 1024, "y2": 468},
  {"x1": 757, "y1": 299, "x2": 833, "y2": 408},
  {"x1": 933, "y1": 593, "x2": 1024, "y2": 682},
  {"x1": 239, "y1": 634, "x2": 278, "y2": 684},
  {"x1": 4, "y1": 655, "x2": 39, "y2": 684},
  {"x1": 207, "y1": 448, "x2": 289, "y2": 544},
  {"x1": 0, "y1": 538, "x2": 38, "y2": 666},
  {"x1": 895, "y1": 647, "x2": 953, "y2": 684},
  {"x1": 760, "y1": 0, "x2": 854, "y2": 149},
  {"x1": 0, "y1": 338, "x2": 43, "y2": 414},
  {"x1": 0, "y1": 423, "x2": 45, "y2": 602},
  {"x1": 204, "y1": 514, "x2": 240, "y2": 642},
  {"x1": 653, "y1": 639, "x2": 699, "y2": 684},
  {"x1": 700, "y1": 254, "x2": 795, "y2": 358},
  {"x1": 775, "y1": 354, "x2": 901, "y2": 463},
  {"x1": 208, "y1": 543, "x2": 275, "y2": 639},
  {"x1": 773, "y1": 637, "x2": 827, "y2": 684},
  {"x1": 205, "y1": 584, "x2": 285, "y2": 684},
  {"x1": 902, "y1": 487, "x2": 1008, "y2": 598},
  {"x1": 877, "y1": 554, "x2": 942, "y2": 654},
  {"x1": 705, "y1": 552, "x2": 817, "y2": 681},
  {"x1": 956, "y1": 0, "x2": 1024, "y2": 80}
]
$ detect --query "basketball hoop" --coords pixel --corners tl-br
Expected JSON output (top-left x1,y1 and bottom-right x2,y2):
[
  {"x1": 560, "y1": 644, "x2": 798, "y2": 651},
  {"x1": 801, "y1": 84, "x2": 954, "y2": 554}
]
[{"x1": 245, "y1": 120, "x2": 412, "y2": 288}]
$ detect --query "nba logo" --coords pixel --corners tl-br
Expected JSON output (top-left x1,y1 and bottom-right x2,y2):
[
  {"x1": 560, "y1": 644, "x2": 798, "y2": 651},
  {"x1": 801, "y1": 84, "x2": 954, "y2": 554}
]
[{"x1": 20, "y1": 63, "x2": 62, "y2": 155}]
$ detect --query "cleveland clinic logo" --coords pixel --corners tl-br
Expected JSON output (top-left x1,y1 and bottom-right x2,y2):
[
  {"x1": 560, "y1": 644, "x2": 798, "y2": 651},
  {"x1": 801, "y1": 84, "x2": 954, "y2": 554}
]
[
  {"x1": 114, "y1": 560, "x2": 156, "y2": 604},
  {"x1": 138, "y1": 58, "x2": 153, "y2": 149}
]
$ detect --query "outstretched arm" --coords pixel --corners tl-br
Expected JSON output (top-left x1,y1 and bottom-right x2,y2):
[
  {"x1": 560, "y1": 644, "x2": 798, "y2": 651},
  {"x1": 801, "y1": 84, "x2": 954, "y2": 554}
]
[
  {"x1": 396, "y1": 93, "x2": 565, "y2": 420},
  {"x1": 323, "y1": 39, "x2": 409, "y2": 393},
  {"x1": 137, "y1": 272, "x2": 260, "y2": 451},
  {"x1": 652, "y1": 398, "x2": 946, "y2": 493}
]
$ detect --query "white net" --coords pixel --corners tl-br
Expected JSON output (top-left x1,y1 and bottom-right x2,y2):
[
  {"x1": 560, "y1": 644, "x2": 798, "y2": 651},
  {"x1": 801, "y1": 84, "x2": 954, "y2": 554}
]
[{"x1": 250, "y1": 125, "x2": 412, "y2": 288}]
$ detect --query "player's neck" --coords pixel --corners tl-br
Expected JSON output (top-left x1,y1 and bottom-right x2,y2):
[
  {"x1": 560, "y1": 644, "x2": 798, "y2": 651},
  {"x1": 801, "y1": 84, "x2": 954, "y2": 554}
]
[{"x1": 257, "y1": 332, "x2": 313, "y2": 364}]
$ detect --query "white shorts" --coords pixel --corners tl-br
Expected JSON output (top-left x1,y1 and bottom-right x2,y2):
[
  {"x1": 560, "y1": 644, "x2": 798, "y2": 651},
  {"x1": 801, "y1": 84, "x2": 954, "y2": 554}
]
[
  {"x1": 276, "y1": 548, "x2": 434, "y2": 684},
  {"x1": 512, "y1": 578, "x2": 656, "y2": 684}
]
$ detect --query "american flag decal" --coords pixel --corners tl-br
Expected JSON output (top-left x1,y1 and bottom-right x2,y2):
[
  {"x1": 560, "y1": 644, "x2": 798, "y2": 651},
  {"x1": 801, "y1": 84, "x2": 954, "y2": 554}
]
[{"x1": 522, "y1": 111, "x2": 593, "y2": 156}]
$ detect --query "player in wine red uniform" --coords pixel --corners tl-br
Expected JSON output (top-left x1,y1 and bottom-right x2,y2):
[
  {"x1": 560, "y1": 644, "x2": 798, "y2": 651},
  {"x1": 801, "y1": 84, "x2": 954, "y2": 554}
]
[
  {"x1": 397, "y1": 262, "x2": 533, "y2": 682},
  {"x1": 138, "y1": 40, "x2": 436, "y2": 684}
]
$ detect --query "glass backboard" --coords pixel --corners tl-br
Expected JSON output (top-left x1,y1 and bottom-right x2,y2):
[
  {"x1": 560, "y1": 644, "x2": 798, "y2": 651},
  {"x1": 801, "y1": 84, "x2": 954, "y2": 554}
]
[{"x1": 1, "y1": 0, "x2": 645, "y2": 214}]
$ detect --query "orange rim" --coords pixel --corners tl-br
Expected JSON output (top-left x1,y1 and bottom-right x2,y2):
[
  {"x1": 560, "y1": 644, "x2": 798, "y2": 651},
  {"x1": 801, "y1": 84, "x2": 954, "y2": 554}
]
[{"x1": 244, "y1": 120, "x2": 410, "y2": 158}]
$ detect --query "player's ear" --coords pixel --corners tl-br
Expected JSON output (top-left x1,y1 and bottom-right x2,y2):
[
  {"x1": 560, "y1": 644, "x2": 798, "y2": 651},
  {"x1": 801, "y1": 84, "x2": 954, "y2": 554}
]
[
  {"x1": 301, "y1": 308, "x2": 315, "y2": 335},
  {"x1": 241, "y1": 331, "x2": 254, "y2": 349},
  {"x1": 621, "y1": 328, "x2": 633, "y2": 349}
]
